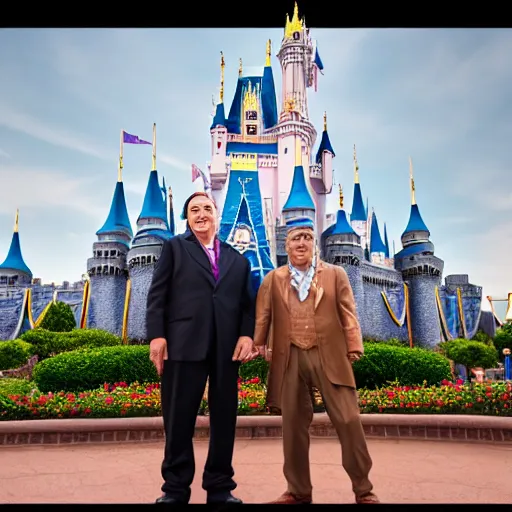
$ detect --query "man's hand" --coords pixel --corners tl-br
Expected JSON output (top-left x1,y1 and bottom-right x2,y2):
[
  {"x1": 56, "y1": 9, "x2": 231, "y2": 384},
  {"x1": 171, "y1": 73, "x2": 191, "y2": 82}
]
[
  {"x1": 233, "y1": 336, "x2": 258, "y2": 362},
  {"x1": 150, "y1": 338, "x2": 168, "y2": 376},
  {"x1": 257, "y1": 345, "x2": 272, "y2": 362},
  {"x1": 348, "y1": 351, "x2": 362, "y2": 364}
]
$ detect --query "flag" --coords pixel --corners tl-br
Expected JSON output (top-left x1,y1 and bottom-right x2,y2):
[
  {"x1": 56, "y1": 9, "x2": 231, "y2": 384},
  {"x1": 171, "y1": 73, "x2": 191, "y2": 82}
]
[
  {"x1": 123, "y1": 131, "x2": 151, "y2": 145},
  {"x1": 311, "y1": 40, "x2": 324, "y2": 93},
  {"x1": 191, "y1": 163, "x2": 202, "y2": 182}
]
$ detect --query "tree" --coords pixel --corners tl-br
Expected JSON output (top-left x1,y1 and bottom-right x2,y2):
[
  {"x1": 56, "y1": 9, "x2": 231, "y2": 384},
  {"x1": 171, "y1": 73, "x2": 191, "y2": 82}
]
[
  {"x1": 493, "y1": 323, "x2": 512, "y2": 360},
  {"x1": 440, "y1": 339, "x2": 498, "y2": 381},
  {"x1": 39, "y1": 301, "x2": 76, "y2": 332}
]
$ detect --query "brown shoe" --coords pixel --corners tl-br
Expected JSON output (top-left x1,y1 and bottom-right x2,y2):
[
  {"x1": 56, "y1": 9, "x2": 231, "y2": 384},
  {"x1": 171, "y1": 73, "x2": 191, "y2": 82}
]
[
  {"x1": 355, "y1": 492, "x2": 380, "y2": 504},
  {"x1": 268, "y1": 491, "x2": 312, "y2": 504}
]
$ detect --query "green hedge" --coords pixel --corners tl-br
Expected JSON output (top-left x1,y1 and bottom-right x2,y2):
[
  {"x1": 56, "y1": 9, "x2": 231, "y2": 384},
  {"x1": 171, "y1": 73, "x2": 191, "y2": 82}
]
[
  {"x1": 39, "y1": 301, "x2": 76, "y2": 332},
  {"x1": 20, "y1": 328, "x2": 121, "y2": 360},
  {"x1": 31, "y1": 341, "x2": 452, "y2": 393},
  {"x1": 32, "y1": 345, "x2": 158, "y2": 393},
  {"x1": 352, "y1": 343, "x2": 452, "y2": 388},
  {"x1": 0, "y1": 340, "x2": 35, "y2": 371}
]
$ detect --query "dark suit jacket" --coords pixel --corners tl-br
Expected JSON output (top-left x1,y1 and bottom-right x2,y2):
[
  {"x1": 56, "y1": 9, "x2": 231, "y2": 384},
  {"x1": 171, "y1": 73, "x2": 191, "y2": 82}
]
[{"x1": 146, "y1": 230, "x2": 256, "y2": 362}]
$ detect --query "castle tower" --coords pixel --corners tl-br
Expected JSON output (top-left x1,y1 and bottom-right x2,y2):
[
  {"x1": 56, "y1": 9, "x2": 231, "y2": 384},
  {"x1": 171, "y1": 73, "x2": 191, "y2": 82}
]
[
  {"x1": 322, "y1": 184, "x2": 364, "y2": 316},
  {"x1": 369, "y1": 209, "x2": 386, "y2": 265},
  {"x1": 209, "y1": 51, "x2": 229, "y2": 211},
  {"x1": 394, "y1": 157, "x2": 444, "y2": 348},
  {"x1": 276, "y1": 138, "x2": 316, "y2": 265},
  {"x1": 350, "y1": 145, "x2": 368, "y2": 251},
  {"x1": 126, "y1": 123, "x2": 174, "y2": 341},
  {"x1": 86, "y1": 154, "x2": 132, "y2": 335},
  {"x1": 275, "y1": 2, "x2": 318, "y2": 218},
  {"x1": 311, "y1": 112, "x2": 335, "y2": 233},
  {"x1": 0, "y1": 209, "x2": 32, "y2": 287},
  {"x1": 383, "y1": 222, "x2": 393, "y2": 267}
]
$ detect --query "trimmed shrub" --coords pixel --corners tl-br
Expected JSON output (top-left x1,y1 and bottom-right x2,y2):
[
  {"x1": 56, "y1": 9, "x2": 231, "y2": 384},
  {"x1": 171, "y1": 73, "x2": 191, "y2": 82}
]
[
  {"x1": 439, "y1": 339, "x2": 498, "y2": 377},
  {"x1": 0, "y1": 340, "x2": 35, "y2": 371},
  {"x1": 240, "y1": 342, "x2": 452, "y2": 389},
  {"x1": 20, "y1": 328, "x2": 121, "y2": 360},
  {"x1": 39, "y1": 301, "x2": 76, "y2": 332},
  {"x1": 32, "y1": 345, "x2": 158, "y2": 393},
  {"x1": 352, "y1": 343, "x2": 452, "y2": 389}
]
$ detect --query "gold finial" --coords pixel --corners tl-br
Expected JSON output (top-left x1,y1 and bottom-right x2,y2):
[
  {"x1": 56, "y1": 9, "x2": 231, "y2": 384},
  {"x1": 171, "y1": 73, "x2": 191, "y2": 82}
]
[
  {"x1": 220, "y1": 51, "x2": 225, "y2": 103},
  {"x1": 239, "y1": 58, "x2": 243, "y2": 77},
  {"x1": 353, "y1": 144, "x2": 360, "y2": 184},
  {"x1": 284, "y1": 2, "x2": 304, "y2": 39},
  {"x1": 14, "y1": 209, "x2": 19, "y2": 233},
  {"x1": 152, "y1": 123, "x2": 157, "y2": 171},
  {"x1": 265, "y1": 39, "x2": 271, "y2": 67},
  {"x1": 323, "y1": 111, "x2": 327, "y2": 132},
  {"x1": 295, "y1": 136, "x2": 302, "y2": 166},
  {"x1": 409, "y1": 156, "x2": 416, "y2": 205},
  {"x1": 339, "y1": 184, "x2": 344, "y2": 209}
]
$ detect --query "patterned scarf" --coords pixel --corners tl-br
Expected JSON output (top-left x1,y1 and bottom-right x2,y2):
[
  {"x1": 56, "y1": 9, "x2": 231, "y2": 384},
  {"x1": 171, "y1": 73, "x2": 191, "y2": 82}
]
[{"x1": 288, "y1": 251, "x2": 317, "y2": 302}]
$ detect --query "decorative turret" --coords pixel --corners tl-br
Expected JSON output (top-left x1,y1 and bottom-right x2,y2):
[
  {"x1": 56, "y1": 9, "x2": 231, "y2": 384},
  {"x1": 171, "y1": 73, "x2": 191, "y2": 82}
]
[
  {"x1": 128, "y1": 123, "x2": 173, "y2": 270},
  {"x1": 209, "y1": 52, "x2": 229, "y2": 194},
  {"x1": 369, "y1": 209, "x2": 386, "y2": 265},
  {"x1": 310, "y1": 112, "x2": 335, "y2": 230},
  {"x1": 400, "y1": 157, "x2": 432, "y2": 251},
  {"x1": 350, "y1": 144, "x2": 368, "y2": 250},
  {"x1": 281, "y1": 138, "x2": 316, "y2": 225},
  {"x1": 87, "y1": 141, "x2": 132, "y2": 279},
  {"x1": 322, "y1": 185, "x2": 363, "y2": 264},
  {"x1": 0, "y1": 209, "x2": 32, "y2": 286},
  {"x1": 261, "y1": 40, "x2": 278, "y2": 130}
]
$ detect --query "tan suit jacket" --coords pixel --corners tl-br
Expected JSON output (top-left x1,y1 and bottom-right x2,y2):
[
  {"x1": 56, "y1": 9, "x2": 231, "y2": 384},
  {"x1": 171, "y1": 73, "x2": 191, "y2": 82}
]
[{"x1": 254, "y1": 261, "x2": 363, "y2": 409}]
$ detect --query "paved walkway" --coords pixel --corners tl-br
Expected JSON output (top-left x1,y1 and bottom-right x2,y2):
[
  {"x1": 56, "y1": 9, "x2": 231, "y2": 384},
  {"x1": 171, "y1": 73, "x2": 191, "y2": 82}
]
[{"x1": 1, "y1": 438, "x2": 511, "y2": 504}]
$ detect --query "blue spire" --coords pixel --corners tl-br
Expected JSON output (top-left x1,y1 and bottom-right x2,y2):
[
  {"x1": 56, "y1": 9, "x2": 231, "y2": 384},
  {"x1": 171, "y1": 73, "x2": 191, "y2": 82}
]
[
  {"x1": 0, "y1": 215, "x2": 32, "y2": 278},
  {"x1": 96, "y1": 181, "x2": 132, "y2": 238},
  {"x1": 138, "y1": 170, "x2": 168, "y2": 224},
  {"x1": 283, "y1": 165, "x2": 315, "y2": 212},
  {"x1": 383, "y1": 222, "x2": 390, "y2": 258},
  {"x1": 330, "y1": 209, "x2": 356, "y2": 236},
  {"x1": 315, "y1": 112, "x2": 335, "y2": 164},
  {"x1": 402, "y1": 204, "x2": 430, "y2": 237},
  {"x1": 351, "y1": 183, "x2": 366, "y2": 221},
  {"x1": 261, "y1": 66, "x2": 278, "y2": 129},
  {"x1": 370, "y1": 210, "x2": 386, "y2": 254},
  {"x1": 211, "y1": 102, "x2": 226, "y2": 129}
]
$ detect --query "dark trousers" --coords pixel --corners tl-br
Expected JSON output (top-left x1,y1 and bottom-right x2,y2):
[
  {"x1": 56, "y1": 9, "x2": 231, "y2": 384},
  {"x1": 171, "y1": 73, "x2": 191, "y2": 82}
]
[{"x1": 160, "y1": 349, "x2": 240, "y2": 502}]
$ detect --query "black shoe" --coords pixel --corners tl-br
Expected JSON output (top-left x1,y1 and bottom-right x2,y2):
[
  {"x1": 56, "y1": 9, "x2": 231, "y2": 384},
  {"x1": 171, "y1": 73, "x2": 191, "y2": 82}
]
[
  {"x1": 206, "y1": 492, "x2": 243, "y2": 505},
  {"x1": 155, "y1": 493, "x2": 188, "y2": 504}
]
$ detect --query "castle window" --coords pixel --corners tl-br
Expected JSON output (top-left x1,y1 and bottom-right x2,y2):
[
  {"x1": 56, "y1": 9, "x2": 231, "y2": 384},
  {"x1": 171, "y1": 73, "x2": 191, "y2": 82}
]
[
  {"x1": 110, "y1": 266, "x2": 115, "y2": 275},
  {"x1": 246, "y1": 125, "x2": 257, "y2": 136},
  {"x1": 284, "y1": 148, "x2": 288, "y2": 154},
  {"x1": 245, "y1": 110, "x2": 258, "y2": 121},
  {"x1": 110, "y1": 250, "x2": 116, "y2": 257},
  {"x1": 98, "y1": 250, "x2": 103, "y2": 257}
]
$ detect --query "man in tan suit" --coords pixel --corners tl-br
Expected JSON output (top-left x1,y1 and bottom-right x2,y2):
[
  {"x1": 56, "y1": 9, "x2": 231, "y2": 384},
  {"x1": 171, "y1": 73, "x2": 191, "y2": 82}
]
[{"x1": 254, "y1": 217, "x2": 379, "y2": 505}]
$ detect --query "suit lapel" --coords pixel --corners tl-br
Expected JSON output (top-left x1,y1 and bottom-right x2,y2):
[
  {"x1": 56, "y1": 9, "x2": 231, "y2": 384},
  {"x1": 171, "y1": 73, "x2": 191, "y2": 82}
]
[
  {"x1": 314, "y1": 263, "x2": 325, "y2": 311},
  {"x1": 182, "y1": 232, "x2": 216, "y2": 287}
]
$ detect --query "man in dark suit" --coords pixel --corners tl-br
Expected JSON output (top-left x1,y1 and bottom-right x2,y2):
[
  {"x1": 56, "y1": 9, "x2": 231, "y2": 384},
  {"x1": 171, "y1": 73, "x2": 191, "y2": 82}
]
[{"x1": 146, "y1": 191, "x2": 257, "y2": 505}]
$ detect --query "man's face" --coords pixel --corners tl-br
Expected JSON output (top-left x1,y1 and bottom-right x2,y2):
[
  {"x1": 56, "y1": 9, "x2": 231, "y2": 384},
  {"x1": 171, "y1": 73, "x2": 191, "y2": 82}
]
[
  {"x1": 187, "y1": 195, "x2": 216, "y2": 236},
  {"x1": 286, "y1": 228, "x2": 315, "y2": 267}
]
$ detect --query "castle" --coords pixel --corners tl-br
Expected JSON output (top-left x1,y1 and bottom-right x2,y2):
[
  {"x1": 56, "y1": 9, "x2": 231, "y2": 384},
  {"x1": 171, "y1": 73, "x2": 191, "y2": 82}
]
[{"x1": 0, "y1": 3, "x2": 491, "y2": 347}]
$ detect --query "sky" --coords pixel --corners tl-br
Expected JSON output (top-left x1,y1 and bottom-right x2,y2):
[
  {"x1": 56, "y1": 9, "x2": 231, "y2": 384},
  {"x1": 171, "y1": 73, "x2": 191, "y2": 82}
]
[{"x1": 0, "y1": 27, "x2": 510, "y2": 317}]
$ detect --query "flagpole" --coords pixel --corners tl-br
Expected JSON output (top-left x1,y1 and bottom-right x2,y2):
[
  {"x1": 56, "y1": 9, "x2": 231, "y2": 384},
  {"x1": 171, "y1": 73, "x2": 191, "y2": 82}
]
[
  {"x1": 152, "y1": 123, "x2": 157, "y2": 171},
  {"x1": 118, "y1": 129, "x2": 124, "y2": 182}
]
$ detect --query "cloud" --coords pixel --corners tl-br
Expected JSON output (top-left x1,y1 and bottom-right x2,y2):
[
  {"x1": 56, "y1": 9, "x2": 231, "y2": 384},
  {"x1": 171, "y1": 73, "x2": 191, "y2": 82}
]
[
  {"x1": 0, "y1": 148, "x2": 10, "y2": 159},
  {"x1": 0, "y1": 163, "x2": 105, "y2": 220},
  {"x1": 160, "y1": 153, "x2": 191, "y2": 173},
  {"x1": 0, "y1": 104, "x2": 110, "y2": 160}
]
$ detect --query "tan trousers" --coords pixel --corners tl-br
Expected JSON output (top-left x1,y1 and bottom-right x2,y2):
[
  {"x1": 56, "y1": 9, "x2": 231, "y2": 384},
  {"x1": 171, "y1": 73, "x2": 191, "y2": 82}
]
[{"x1": 281, "y1": 345, "x2": 373, "y2": 498}]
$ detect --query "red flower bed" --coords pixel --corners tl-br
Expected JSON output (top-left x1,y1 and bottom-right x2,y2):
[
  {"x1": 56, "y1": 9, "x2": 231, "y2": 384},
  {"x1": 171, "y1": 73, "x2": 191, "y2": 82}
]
[{"x1": 2, "y1": 378, "x2": 512, "y2": 421}]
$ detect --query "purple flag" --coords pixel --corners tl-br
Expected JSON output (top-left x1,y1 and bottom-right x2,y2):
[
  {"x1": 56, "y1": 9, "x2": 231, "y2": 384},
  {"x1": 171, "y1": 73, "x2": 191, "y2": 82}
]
[{"x1": 123, "y1": 131, "x2": 151, "y2": 145}]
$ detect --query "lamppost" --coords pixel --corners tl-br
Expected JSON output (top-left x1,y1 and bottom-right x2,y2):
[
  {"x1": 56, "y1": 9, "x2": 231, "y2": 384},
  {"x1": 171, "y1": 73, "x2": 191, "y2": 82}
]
[{"x1": 504, "y1": 348, "x2": 511, "y2": 381}]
